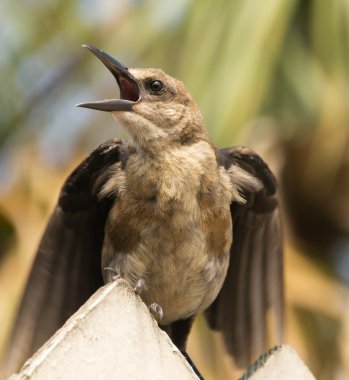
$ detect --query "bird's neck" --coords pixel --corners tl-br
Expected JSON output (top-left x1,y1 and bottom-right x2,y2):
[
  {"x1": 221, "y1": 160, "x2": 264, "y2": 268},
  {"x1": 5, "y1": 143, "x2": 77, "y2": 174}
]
[
  {"x1": 125, "y1": 139, "x2": 219, "y2": 204},
  {"x1": 117, "y1": 105, "x2": 210, "y2": 158}
]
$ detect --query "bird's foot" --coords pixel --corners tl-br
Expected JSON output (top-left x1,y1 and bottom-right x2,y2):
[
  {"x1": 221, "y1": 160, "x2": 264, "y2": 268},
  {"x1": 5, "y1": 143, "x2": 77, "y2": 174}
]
[
  {"x1": 149, "y1": 303, "x2": 163, "y2": 322},
  {"x1": 133, "y1": 278, "x2": 145, "y2": 295},
  {"x1": 103, "y1": 267, "x2": 121, "y2": 281}
]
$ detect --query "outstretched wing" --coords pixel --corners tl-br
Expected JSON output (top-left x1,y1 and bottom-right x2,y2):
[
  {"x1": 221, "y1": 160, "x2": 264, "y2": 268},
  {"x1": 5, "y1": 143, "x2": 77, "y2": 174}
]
[
  {"x1": 205, "y1": 146, "x2": 284, "y2": 368},
  {"x1": 2, "y1": 139, "x2": 129, "y2": 375}
]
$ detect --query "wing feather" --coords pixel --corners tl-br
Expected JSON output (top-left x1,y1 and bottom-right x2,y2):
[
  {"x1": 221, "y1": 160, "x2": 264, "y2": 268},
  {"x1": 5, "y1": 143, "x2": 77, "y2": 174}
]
[
  {"x1": 206, "y1": 146, "x2": 284, "y2": 367},
  {"x1": 2, "y1": 139, "x2": 127, "y2": 376}
]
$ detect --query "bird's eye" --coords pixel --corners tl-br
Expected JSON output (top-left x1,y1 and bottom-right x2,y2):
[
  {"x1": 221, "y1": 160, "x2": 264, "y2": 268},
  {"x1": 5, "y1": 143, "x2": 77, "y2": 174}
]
[{"x1": 148, "y1": 80, "x2": 164, "y2": 93}]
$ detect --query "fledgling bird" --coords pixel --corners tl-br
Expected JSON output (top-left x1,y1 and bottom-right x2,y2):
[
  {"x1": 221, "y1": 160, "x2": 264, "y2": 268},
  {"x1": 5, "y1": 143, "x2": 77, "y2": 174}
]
[{"x1": 2, "y1": 45, "x2": 283, "y2": 377}]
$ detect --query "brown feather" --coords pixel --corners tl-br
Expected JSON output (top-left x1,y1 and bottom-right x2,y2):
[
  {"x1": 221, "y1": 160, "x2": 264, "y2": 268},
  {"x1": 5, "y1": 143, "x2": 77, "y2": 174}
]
[
  {"x1": 205, "y1": 146, "x2": 284, "y2": 368},
  {"x1": 1, "y1": 140, "x2": 124, "y2": 376},
  {"x1": 2, "y1": 56, "x2": 284, "y2": 378}
]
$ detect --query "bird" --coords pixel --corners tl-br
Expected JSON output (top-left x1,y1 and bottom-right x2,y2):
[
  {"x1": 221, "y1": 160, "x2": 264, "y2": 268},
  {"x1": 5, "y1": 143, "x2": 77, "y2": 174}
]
[{"x1": 2, "y1": 45, "x2": 283, "y2": 378}]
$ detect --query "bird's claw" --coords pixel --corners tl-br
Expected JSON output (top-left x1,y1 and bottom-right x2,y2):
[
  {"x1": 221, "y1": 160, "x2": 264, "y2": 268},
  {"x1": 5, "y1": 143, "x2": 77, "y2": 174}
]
[
  {"x1": 104, "y1": 267, "x2": 121, "y2": 281},
  {"x1": 133, "y1": 278, "x2": 145, "y2": 295},
  {"x1": 149, "y1": 303, "x2": 163, "y2": 322}
]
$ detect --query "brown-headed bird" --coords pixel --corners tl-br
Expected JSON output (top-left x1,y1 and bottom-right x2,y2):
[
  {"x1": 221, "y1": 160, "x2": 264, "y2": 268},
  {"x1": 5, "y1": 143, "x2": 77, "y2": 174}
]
[{"x1": 2, "y1": 45, "x2": 283, "y2": 377}]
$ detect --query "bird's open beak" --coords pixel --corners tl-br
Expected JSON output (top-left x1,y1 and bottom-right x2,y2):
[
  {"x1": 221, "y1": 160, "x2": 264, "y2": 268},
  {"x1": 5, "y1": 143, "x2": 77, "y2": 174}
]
[{"x1": 76, "y1": 45, "x2": 140, "y2": 112}]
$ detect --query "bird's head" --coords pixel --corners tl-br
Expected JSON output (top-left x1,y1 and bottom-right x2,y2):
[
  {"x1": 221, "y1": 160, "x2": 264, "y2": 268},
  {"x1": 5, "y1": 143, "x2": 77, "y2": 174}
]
[{"x1": 77, "y1": 45, "x2": 208, "y2": 153}]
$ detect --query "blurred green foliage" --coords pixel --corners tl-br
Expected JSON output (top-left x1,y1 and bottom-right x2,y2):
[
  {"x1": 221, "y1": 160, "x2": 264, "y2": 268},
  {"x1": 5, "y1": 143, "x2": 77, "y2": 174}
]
[{"x1": 1, "y1": 1, "x2": 349, "y2": 379}]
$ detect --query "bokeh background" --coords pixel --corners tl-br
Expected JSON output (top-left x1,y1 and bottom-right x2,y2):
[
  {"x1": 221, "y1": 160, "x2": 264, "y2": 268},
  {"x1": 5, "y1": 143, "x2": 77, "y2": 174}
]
[{"x1": 1, "y1": 1, "x2": 349, "y2": 379}]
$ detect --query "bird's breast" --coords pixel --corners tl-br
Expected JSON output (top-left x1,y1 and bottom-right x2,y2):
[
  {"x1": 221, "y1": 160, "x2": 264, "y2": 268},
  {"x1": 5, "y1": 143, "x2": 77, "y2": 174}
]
[
  {"x1": 103, "y1": 208, "x2": 231, "y2": 324},
  {"x1": 101, "y1": 141, "x2": 234, "y2": 322}
]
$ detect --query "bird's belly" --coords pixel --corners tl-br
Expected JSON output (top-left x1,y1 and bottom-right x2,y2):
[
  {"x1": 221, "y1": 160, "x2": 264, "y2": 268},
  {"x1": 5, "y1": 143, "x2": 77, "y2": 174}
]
[
  {"x1": 103, "y1": 223, "x2": 230, "y2": 325},
  {"x1": 143, "y1": 243, "x2": 229, "y2": 324}
]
